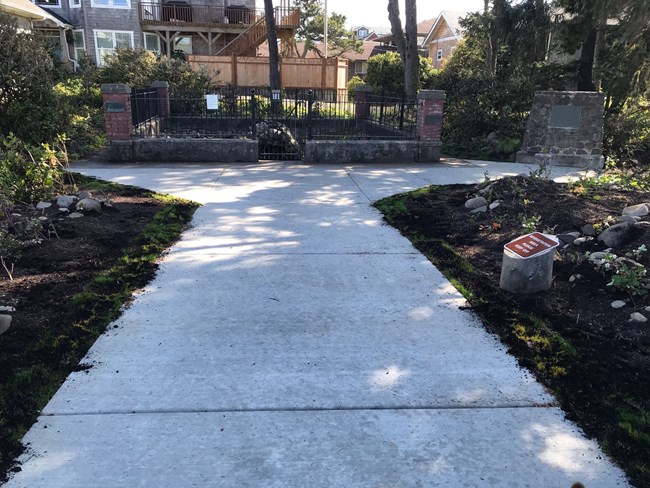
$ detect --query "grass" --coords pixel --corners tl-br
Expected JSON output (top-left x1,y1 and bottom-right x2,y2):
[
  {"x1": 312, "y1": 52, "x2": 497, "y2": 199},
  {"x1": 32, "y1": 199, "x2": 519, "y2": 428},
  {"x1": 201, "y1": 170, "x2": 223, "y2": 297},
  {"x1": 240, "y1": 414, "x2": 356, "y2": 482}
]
[{"x1": 0, "y1": 174, "x2": 199, "y2": 478}]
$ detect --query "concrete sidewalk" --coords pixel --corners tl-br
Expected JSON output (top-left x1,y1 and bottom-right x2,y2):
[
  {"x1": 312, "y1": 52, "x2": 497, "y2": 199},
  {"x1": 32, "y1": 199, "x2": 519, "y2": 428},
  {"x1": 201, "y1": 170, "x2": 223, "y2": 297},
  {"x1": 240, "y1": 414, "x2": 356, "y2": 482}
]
[{"x1": 5, "y1": 160, "x2": 629, "y2": 487}]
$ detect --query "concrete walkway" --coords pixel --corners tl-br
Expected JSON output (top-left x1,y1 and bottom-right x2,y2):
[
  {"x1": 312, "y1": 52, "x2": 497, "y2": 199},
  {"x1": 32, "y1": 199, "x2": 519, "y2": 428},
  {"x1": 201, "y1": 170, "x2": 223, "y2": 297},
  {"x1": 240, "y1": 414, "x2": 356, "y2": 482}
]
[{"x1": 6, "y1": 160, "x2": 629, "y2": 487}]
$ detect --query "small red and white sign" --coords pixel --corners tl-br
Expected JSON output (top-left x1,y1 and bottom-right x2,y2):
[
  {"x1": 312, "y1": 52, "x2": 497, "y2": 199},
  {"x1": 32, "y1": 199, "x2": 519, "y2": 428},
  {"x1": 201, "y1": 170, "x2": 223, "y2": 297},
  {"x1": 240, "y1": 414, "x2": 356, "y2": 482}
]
[{"x1": 504, "y1": 232, "x2": 559, "y2": 259}]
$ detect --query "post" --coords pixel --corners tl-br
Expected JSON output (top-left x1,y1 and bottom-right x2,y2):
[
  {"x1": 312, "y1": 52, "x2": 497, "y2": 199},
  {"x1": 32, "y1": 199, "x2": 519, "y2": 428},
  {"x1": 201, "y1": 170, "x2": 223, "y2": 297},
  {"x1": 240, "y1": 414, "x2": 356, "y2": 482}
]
[
  {"x1": 307, "y1": 89, "x2": 314, "y2": 140},
  {"x1": 101, "y1": 83, "x2": 132, "y2": 161},
  {"x1": 416, "y1": 89, "x2": 445, "y2": 162},
  {"x1": 250, "y1": 88, "x2": 257, "y2": 138},
  {"x1": 354, "y1": 85, "x2": 372, "y2": 121}
]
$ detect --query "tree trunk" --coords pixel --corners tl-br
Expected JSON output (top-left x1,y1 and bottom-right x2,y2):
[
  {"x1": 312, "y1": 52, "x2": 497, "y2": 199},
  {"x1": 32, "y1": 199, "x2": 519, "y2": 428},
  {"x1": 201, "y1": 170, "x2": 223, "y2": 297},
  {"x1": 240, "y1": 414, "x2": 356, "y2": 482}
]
[
  {"x1": 577, "y1": 28, "x2": 597, "y2": 91},
  {"x1": 387, "y1": 0, "x2": 418, "y2": 98},
  {"x1": 264, "y1": 0, "x2": 282, "y2": 111},
  {"x1": 403, "y1": 0, "x2": 418, "y2": 99}
]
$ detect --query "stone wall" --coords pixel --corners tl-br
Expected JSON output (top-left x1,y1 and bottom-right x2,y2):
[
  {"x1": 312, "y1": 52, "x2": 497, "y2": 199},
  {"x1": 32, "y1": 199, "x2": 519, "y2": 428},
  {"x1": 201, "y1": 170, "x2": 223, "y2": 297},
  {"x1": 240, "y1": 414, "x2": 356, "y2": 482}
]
[
  {"x1": 517, "y1": 91, "x2": 605, "y2": 169},
  {"x1": 304, "y1": 140, "x2": 441, "y2": 164}
]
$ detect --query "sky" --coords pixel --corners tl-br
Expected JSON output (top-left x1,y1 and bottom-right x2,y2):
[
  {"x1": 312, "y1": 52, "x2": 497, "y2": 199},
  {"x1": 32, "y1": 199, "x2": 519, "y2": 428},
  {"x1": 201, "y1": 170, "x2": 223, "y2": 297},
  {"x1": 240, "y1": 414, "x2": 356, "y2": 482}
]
[{"x1": 262, "y1": 1, "x2": 486, "y2": 28}]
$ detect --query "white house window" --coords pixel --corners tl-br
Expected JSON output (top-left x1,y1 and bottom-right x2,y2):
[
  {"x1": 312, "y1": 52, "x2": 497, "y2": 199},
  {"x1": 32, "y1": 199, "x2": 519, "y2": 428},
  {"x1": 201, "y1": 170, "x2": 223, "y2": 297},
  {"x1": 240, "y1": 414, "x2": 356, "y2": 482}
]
[
  {"x1": 73, "y1": 30, "x2": 85, "y2": 59},
  {"x1": 436, "y1": 49, "x2": 443, "y2": 61},
  {"x1": 91, "y1": 0, "x2": 130, "y2": 9},
  {"x1": 70, "y1": 0, "x2": 81, "y2": 8},
  {"x1": 94, "y1": 30, "x2": 133, "y2": 65},
  {"x1": 358, "y1": 28, "x2": 368, "y2": 38},
  {"x1": 144, "y1": 32, "x2": 161, "y2": 55},
  {"x1": 33, "y1": 0, "x2": 61, "y2": 8}
]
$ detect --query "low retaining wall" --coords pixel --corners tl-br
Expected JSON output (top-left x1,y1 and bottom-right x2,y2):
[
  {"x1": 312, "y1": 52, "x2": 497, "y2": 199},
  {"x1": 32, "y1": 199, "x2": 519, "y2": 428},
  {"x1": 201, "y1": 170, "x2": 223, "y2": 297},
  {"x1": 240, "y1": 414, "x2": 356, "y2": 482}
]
[
  {"x1": 107, "y1": 138, "x2": 259, "y2": 163},
  {"x1": 304, "y1": 140, "x2": 441, "y2": 164}
]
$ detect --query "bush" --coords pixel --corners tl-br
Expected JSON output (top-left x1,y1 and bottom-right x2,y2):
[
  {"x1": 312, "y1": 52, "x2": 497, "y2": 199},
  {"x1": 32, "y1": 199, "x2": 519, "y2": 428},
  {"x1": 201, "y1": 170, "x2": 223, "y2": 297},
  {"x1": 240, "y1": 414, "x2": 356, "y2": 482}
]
[
  {"x1": 365, "y1": 52, "x2": 436, "y2": 96},
  {"x1": 0, "y1": 13, "x2": 59, "y2": 144},
  {"x1": 96, "y1": 48, "x2": 212, "y2": 97},
  {"x1": 346, "y1": 76, "x2": 366, "y2": 100},
  {"x1": 604, "y1": 97, "x2": 650, "y2": 165},
  {"x1": 0, "y1": 134, "x2": 67, "y2": 205}
]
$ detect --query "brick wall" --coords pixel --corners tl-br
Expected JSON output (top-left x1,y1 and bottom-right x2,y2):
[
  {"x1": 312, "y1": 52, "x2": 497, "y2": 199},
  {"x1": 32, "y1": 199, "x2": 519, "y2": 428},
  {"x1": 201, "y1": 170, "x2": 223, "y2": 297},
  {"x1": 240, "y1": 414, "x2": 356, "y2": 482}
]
[{"x1": 416, "y1": 91, "x2": 446, "y2": 142}]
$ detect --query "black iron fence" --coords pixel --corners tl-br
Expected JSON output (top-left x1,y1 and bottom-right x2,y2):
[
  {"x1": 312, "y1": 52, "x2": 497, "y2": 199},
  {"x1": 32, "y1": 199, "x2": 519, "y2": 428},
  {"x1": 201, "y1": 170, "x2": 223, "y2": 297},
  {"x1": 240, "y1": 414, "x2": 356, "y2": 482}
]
[
  {"x1": 130, "y1": 87, "x2": 417, "y2": 158},
  {"x1": 131, "y1": 88, "x2": 160, "y2": 137}
]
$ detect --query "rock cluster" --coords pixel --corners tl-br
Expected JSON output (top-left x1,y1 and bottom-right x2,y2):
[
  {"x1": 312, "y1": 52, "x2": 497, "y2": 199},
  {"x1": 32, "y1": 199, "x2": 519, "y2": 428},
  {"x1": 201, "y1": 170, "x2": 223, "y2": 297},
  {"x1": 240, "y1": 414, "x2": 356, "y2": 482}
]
[
  {"x1": 0, "y1": 306, "x2": 15, "y2": 335},
  {"x1": 256, "y1": 121, "x2": 301, "y2": 159}
]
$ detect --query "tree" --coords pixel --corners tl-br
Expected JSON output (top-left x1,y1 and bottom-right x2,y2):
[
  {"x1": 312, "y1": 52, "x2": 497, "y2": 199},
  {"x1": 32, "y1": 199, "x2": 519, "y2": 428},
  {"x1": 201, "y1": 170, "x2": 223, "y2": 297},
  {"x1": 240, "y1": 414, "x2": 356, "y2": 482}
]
[
  {"x1": 293, "y1": 0, "x2": 361, "y2": 58},
  {"x1": 264, "y1": 0, "x2": 281, "y2": 111},
  {"x1": 387, "y1": 0, "x2": 418, "y2": 98},
  {"x1": 364, "y1": 51, "x2": 437, "y2": 96}
]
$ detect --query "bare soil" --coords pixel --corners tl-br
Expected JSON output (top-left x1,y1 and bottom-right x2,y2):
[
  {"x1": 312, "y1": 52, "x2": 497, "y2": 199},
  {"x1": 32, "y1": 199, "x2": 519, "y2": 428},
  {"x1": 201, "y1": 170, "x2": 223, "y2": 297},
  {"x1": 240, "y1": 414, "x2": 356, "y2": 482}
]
[{"x1": 376, "y1": 175, "x2": 650, "y2": 487}]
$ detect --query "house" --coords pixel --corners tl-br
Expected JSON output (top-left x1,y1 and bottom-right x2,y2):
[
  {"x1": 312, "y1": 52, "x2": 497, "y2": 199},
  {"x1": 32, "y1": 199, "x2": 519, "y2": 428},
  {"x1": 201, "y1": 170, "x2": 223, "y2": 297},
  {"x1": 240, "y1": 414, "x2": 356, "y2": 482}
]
[
  {"x1": 1, "y1": 0, "x2": 74, "y2": 65},
  {"x1": 421, "y1": 10, "x2": 466, "y2": 69},
  {"x1": 352, "y1": 25, "x2": 391, "y2": 42},
  {"x1": 12, "y1": 0, "x2": 299, "y2": 66}
]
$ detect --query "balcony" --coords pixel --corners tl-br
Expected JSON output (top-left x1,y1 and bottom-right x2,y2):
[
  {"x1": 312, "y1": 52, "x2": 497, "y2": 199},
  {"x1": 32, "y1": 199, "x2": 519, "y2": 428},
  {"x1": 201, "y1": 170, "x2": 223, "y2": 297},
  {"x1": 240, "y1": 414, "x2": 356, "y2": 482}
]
[{"x1": 138, "y1": 3, "x2": 298, "y2": 31}]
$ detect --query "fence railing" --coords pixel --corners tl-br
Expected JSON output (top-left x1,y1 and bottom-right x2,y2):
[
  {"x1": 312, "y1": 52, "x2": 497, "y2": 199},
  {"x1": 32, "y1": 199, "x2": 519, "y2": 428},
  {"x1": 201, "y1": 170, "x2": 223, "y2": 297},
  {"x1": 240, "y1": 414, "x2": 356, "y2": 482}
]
[
  {"x1": 130, "y1": 87, "x2": 417, "y2": 142},
  {"x1": 131, "y1": 88, "x2": 161, "y2": 137}
]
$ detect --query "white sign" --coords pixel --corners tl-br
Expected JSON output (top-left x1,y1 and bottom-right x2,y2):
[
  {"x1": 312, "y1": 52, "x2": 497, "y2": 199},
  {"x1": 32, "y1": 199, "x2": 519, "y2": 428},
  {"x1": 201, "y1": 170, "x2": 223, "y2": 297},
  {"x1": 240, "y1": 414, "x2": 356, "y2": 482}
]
[{"x1": 205, "y1": 94, "x2": 219, "y2": 110}]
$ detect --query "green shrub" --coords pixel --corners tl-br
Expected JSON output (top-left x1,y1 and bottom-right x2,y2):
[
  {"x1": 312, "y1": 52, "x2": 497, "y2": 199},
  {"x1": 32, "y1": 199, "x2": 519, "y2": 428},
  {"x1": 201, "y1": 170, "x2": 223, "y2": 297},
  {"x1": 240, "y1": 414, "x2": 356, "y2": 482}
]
[
  {"x1": 365, "y1": 52, "x2": 437, "y2": 96},
  {"x1": 604, "y1": 97, "x2": 650, "y2": 165},
  {"x1": 347, "y1": 76, "x2": 366, "y2": 100},
  {"x1": 0, "y1": 134, "x2": 67, "y2": 205}
]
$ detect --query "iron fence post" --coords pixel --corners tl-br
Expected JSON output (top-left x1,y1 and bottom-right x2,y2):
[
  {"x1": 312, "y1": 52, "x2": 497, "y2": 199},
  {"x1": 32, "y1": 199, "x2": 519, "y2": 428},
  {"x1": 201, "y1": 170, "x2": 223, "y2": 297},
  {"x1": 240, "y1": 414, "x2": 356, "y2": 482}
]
[
  {"x1": 250, "y1": 88, "x2": 257, "y2": 138},
  {"x1": 307, "y1": 89, "x2": 314, "y2": 140},
  {"x1": 379, "y1": 90, "x2": 385, "y2": 124},
  {"x1": 399, "y1": 94, "x2": 406, "y2": 131}
]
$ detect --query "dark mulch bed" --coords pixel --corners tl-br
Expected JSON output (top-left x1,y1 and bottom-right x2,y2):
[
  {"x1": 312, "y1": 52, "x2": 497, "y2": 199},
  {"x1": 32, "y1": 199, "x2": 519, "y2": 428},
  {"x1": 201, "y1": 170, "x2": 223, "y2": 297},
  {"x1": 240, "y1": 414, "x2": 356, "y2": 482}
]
[
  {"x1": 376, "y1": 175, "x2": 650, "y2": 487},
  {"x1": 0, "y1": 177, "x2": 197, "y2": 480}
]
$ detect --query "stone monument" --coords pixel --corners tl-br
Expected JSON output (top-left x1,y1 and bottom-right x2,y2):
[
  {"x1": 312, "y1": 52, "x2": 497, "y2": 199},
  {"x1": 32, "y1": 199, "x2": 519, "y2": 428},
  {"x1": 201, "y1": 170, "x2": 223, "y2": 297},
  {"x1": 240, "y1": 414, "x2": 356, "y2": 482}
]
[{"x1": 516, "y1": 91, "x2": 605, "y2": 169}]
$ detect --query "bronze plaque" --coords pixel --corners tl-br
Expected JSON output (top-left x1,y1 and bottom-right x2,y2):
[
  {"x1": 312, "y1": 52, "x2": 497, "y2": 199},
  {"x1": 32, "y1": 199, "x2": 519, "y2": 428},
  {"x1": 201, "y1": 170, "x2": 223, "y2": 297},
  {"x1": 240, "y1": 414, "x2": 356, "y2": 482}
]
[
  {"x1": 549, "y1": 105, "x2": 582, "y2": 129},
  {"x1": 106, "y1": 102, "x2": 126, "y2": 113},
  {"x1": 424, "y1": 114, "x2": 442, "y2": 126}
]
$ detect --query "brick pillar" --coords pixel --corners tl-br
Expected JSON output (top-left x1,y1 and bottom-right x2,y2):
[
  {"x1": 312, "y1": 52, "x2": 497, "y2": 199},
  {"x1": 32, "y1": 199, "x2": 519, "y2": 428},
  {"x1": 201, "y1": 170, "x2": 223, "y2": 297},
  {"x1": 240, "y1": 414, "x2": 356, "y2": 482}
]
[
  {"x1": 101, "y1": 84, "x2": 132, "y2": 141},
  {"x1": 416, "y1": 90, "x2": 445, "y2": 162},
  {"x1": 355, "y1": 85, "x2": 373, "y2": 120},
  {"x1": 150, "y1": 80, "x2": 170, "y2": 120},
  {"x1": 417, "y1": 90, "x2": 446, "y2": 142}
]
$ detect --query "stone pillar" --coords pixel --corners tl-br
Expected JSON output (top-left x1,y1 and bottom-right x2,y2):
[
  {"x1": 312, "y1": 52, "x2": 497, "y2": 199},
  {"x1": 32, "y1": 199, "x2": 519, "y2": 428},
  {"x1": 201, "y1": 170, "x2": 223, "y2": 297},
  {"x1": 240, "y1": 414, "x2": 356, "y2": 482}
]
[
  {"x1": 416, "y1": 90, "x2": 445, "y2": 162},
  {"x1": 150, "y1": 80, "x2": 170, "y2": 120},
  {"x1": 101, "y1": 84, "x2": 132, "y2": 141},
  {"x1": 354, "y1": 85, "x2": 373, "y2": 121},
  {"x1": 101, "y1": 84, "x2": 133, "y2": 162}
]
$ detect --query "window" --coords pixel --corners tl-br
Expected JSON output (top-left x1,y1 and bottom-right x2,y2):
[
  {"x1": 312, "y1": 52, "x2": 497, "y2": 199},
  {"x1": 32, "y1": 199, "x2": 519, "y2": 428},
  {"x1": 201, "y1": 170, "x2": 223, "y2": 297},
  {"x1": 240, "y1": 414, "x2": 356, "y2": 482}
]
[
  {"x1": 436, "y1": 49, "x2": 443, "y2": 61},
  {"x1": 94, "y1": 30, "x2": 133, "y2": 65},
  {"x1": 70, "y1": 0, "x2": 81, "y2": 8},
  {"x1": 144, "y1": 32, "x2": 161, "y2": 55},
  {"x1": 91, "y1": 0, "x2": 130, "y2": 8},
  {"x1": 33, "y1": 0, "x2": 61, "y2": 8},
  {"x1": 357, "y1": 28, "x2": 368, "y2": 38},
  {"x1": 173, "y1": 36, "x2": 192, "y2": 55},
  {"x1": 73, "y1": 30, "x2": 85, "y2": 59}
]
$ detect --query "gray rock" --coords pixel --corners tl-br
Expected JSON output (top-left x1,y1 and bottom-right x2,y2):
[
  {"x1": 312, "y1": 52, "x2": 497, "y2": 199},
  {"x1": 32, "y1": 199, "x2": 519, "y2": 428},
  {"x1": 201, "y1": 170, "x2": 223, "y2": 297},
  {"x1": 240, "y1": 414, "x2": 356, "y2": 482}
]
[
  {"x1": 618, "y1": 215, "x2": 640, "y2": 224},
  {"x1": 38, "y1": 216, "x2": 49, "y2": 223},
  {"x1": 59, "y1": 208, "x2": 70, "y2": 214},
  {"x1": 581, "y1": 224, "x2": 596, "y2": 236},
  {"x1": 76, "y1": 198, "x2": 101, "y2": 213},
  {"x1": 489, "y1": 201, "x2": 501, "y2": 210},
  {"x1": 68, "y1": 212, "x2": 84, "y2": 219},
  {"x1": 622, "y1": 203, "x2": 649, "y2": 217},
  {"x1": 470, "y1": 205, "x2": 488, "y2": 213},
  {"x1": 573, "y1": 237, "x2": 593, "y2": 245},
  {"x1": 56, "y1": 195, "x2": 77, "y2": 208},
  {"x1": 589, "y1": 251, "x2": 614, "y2": 261},
  {"x1": 615, "y1": 257, "x2": 643, "y2": 267},
  {"x1": 11, "y1": 213, "x2": 21, "y2": 218},
  {"x1": 0, "y1": 315, "x2": 11, "y2": 335},
  {"x1": 611, "y1": 300, "x2": 626, "y2": 309},
  {"x1": 630, "y1": 312, "x2": 648, "y2": 323},
  {"x1": 569, "y1": 274, "x2": 584, "y2": 283},
  {"x1": 597, "y1": 222, "x2": 635, "y2": 248},
  {"x1": 558, "y1": 232, "x2": 581, "y2": 244},
  {"x1": 0, "y1": 306, "x2": 15, "y2": 312},
  {"x1": 646, "y1": 306, "x2": 650, "y2": 312},
  {"x1": 635, "y1": 221, "x2": 650, "y2": 228},
  {"x1": 78, "y1": 191, "x2": 93, "y2": 200},
  {"x1": 487, "y1": 131, "x2": 499, "y2": 143},
  {"x1": 36, "y1": 202, "x2": 52, "y2": 210},
  {"x1": 479, "y1": 184, "x2": 494, "y2": 195},
  {"x1": 465, "y1": 196, "x2": 488, "y2": 210}
]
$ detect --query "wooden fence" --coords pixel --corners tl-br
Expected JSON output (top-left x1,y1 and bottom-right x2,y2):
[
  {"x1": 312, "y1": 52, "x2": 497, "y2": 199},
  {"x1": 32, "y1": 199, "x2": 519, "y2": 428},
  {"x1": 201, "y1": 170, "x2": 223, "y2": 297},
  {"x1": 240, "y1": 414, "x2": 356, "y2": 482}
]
[{"x1": 187, "y1": 55, "x2": 349, "y2": 90}]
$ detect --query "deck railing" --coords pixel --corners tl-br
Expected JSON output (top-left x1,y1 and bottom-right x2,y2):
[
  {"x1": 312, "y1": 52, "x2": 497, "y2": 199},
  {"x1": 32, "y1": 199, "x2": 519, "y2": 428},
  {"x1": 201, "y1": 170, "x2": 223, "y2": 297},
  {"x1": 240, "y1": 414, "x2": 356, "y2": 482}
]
[{"x1": 138, "y1": 3, "x2": 298, "y2": 29}]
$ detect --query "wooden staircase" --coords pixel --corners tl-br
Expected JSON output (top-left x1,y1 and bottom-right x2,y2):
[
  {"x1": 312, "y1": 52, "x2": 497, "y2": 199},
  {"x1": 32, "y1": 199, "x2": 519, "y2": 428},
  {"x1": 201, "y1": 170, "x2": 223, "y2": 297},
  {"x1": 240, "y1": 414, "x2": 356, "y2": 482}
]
[{"x1": 216, "y1": 7, "x2": 300, "y2": 57}]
